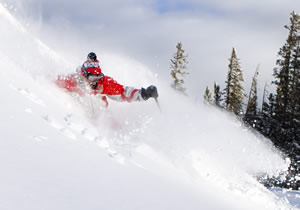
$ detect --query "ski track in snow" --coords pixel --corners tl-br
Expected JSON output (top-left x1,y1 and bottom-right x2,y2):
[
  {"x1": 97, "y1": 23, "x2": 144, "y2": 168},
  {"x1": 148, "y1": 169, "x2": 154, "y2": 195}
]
[
  {"x1": 41, "y1": 105, "x2": 125, "y2": 162},
  {"x1": 9, "y1": 77, "x2": 124, "y2": 161},
  {"x1": 9, "y1": 84, "x2": 46, "y2": 107}
]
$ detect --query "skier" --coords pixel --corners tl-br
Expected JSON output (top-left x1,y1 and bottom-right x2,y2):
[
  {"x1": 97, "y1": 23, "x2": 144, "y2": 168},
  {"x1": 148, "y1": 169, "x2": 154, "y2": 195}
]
[{"x1": 56, "y1": 52, "x2": 158, "y2": 107}]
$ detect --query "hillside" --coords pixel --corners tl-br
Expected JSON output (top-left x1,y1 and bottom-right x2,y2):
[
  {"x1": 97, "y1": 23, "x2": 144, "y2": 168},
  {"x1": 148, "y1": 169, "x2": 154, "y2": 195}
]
[{"x1": 0, "y1": 3, "x2": 298, "y2": 210}]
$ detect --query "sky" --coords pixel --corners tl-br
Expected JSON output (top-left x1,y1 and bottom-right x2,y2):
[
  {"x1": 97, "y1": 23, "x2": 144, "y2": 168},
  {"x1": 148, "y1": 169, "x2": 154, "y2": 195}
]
[{"x1": 1, "y1": 0, "x2": 299, "y2": 101}]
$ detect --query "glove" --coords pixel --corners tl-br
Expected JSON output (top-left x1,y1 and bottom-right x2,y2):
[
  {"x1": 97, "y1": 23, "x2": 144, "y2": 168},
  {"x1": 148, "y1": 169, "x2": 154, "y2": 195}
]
[{"x1": 141, "y1": 85, "x2": 158, "y2": 100}]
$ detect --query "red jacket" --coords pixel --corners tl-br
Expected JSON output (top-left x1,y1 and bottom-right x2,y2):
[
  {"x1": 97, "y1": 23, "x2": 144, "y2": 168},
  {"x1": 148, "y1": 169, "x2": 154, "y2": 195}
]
[
  {"x1": 55, "y1": 59, "x2": 141, "y2": 106},
  {"x1": 80, "y1": 59, "x2": 125, "y2": 95}
]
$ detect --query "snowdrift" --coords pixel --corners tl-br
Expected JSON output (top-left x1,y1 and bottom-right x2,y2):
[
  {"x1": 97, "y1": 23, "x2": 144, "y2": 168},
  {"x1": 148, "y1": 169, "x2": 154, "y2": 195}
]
[{"x1": 0, "y1": 3, "x2": 297, "y2": 210}]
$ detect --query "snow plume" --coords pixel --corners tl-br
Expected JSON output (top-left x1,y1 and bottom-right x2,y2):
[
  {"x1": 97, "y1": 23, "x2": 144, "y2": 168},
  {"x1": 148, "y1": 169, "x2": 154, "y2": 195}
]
[
  {"x1": 0, "y1": 3, "x2": 70, "y2": 78},
  {"x1": 0, "y1": 3, "x2": 297, "y2": 210}
]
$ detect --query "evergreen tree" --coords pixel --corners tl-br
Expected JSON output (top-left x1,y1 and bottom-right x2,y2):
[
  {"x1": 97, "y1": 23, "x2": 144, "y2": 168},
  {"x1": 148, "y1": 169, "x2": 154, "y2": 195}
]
[
  {"x1": 261, "y1": 82, "x2": 269, "y2": 111},
  {"x1": 269, "y1": 11, "x2": 300, "y2": 190},
  {"x1": 213, "y1": 82, "x2": 222, "y2": 107},
  {"x1": 272, "y1": 11, "x2": 300, "y2": 151},
  {"x1": 265, "y1": 93, "x2": 278, "y2": 137},
  {"x1": 244, "y1": 70, "x2": 259, "y2": 127},
  {"x1": 224, "y1": 48, "x2": 245, "y2": 115},
  {"x1": 287, "y1": 12, "x2": 300, "y2": 188},
  {"x1": 170, "y1": 42, "x2": 189, "y2": 94},
  {"x1": 256, "y1": 92, "x2": 278, "y2": 138},
  {"x1": 256, "y1": 82, "x2": 270, "y2": 134},
  {"x1": 289, "y1": 13, "x2": 300, "y2": 144},
  {"x1": 204, "y1": 86, "x2": 212, "y2": 104}
]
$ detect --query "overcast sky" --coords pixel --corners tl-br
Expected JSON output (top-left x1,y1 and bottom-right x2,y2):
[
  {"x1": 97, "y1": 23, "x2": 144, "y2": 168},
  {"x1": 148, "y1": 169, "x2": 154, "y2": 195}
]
[{"x1": 2, "y1": 0, "x2": 299, "y2": 99}]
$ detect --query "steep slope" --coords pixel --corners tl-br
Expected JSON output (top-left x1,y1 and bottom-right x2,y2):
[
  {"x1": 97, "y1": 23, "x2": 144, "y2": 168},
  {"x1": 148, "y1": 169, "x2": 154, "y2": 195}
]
[{"x1": 0, "y1": 3, "x2": 296, "y2": 210}]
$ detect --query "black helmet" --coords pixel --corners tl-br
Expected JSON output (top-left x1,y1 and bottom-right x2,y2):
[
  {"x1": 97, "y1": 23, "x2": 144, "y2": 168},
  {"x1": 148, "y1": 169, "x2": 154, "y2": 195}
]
[{"x1": 88, "y1": 52, "x2": 97, "y2": 61}]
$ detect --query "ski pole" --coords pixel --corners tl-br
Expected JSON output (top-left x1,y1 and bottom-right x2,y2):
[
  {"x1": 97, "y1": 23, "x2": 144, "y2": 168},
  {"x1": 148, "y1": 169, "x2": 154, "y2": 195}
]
[{"x1": 154, "y1": 98, "x2": 161, "y2": 112}]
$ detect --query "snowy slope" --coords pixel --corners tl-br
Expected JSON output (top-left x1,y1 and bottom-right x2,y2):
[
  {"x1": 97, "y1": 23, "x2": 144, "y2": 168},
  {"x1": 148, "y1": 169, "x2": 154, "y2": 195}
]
[{"x1": 0, "y1": 3, "x2": 298, "y2": 210}]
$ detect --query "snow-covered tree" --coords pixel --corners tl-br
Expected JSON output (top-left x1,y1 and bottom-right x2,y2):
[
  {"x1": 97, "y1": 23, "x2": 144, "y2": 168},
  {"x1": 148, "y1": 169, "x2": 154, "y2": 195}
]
[
  {"x1": 224, "y1": 48, "x2": 245, "y2": 115},
  {"x1": 204, "y1": 86, "x2": 212, "y2": 104},
  {"x1": 244, "y1": 70, "x2": 259, "y2": 127},
  {"x1": 170, "y1": 42, "x2": 189, "y2": 94},
  {"x1": 213, "y1": 82, "x2": 222, "y2": 108}
]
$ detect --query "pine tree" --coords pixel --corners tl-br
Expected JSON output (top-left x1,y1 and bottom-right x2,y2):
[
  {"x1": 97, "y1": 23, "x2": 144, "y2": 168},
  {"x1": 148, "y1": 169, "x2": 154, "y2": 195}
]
[
  {"x1": 204, "y1": 86, "x2": 212, "y2": 104},
  {"x1": 262, "y1": 93, "x2": 278, "y2": 138},
  {"x1": 289, "y1": 13, "x2": 300, "y2": 144},
  {"x1": 256, "y1": 82, "x2": 269, "y2": 134},
  {"x1": 213, "y1": 82, "x2": 222, "y2": 107},
  {"x1": 287, "y1": 12, "x2": 300, "y2": 188},
  {"x1": 224, "y1": 48, "x2": 245, "y2": 115},
  {"x1": 272, "y1": 11, "x2": 300, "y2": 151},
  {"x1": 293, "y1": 43, "x2": 300, "y2": 142},
  {"x1": 170, "y1": 42, "x2": 189, "y2": 94},
  {"x1": 244, "y1": 69, "x2": 259, "y2": 127},
  {"x1": 270, "y1": 11, "x2": 300, "y2": 190},
  {"x1": 261, "y1": 82, "x2": 269, "y2": 111}
]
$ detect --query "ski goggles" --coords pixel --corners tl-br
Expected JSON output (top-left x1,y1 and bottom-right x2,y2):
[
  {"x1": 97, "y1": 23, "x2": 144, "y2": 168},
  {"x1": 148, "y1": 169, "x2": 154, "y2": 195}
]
[{"x1": 87, "y1": 74, "x2": 103, "y2": 83}]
